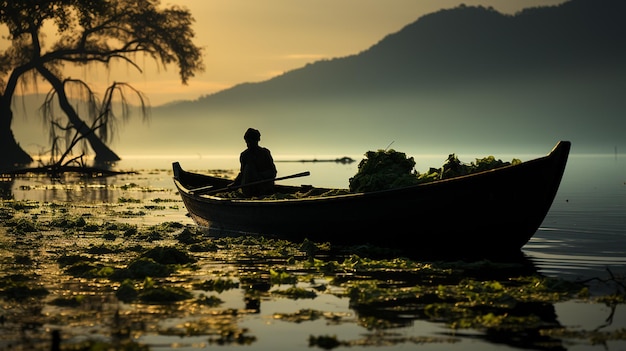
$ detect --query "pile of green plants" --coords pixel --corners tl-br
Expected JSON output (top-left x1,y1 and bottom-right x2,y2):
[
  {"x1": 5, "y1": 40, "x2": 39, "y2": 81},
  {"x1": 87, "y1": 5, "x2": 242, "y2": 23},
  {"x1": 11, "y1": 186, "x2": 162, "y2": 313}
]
[
  {"x1": 349, "y1": 149, "x2": 521, "y2": 192},
  {"x1": 348, "y1": 149, "x2": 420, "y2": 192}
]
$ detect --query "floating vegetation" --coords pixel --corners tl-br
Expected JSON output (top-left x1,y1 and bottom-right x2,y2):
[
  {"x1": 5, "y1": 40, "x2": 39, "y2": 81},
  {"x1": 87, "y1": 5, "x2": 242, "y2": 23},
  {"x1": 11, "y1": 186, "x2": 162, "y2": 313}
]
[
  {"x1": 141, "y1": 245, "x2": 196, "y2": 264},
  {"x1": 2, "y1": 199, "x2": 39, "y2": 211},
  {"x1": 61, "y1": 339, "x2": 150, "y2": 351},
  {"x1": 143, "y1": 204, "x2": 166, "y2": 210},
  {"x1": 152, "y1": 197, "x2": 179, "y2": 203},
  {"x1": 118, "y1": 196, "x2": 141, "y2": 203},
  {"x1": 196, "y1": 294, "x2": 223, "y2": 307},
  {"x1": 0, "y1": 194, "x2": 625, "y2": 350},
  {"x1": 189, "y1": 241, "x2": 219, "y2": 252},
  {"x1": 138, "y1": 284, "x2": 193, "y2": 303},
  {"x1": 268, "y1": 268, "x2": 298, "y2": 285},
  {"x1": 146, "y1": 221, "x2": 185, "y2": 233},
  {"x1": 87, "y1": 243, "x2": 117, "y2": 253},
  {"x1": 57, "y1": 253, "x2": 95, "y2": 267},
  {"x1": 115, "y1": 209, "x2": 147, "y2": 217},
  {"x1": 175, "y1": 227, "x2": 204, "y2": 244},
  {"x1": 64, "y1": 261, "x2": 115, "y2": 278},
  {"x1": 49, "y1": 295, "x2": 86, "y2": 307},
  {"x1": 541, "y1": 327, "x2": 626, "y2": 344},
  {"x1": 159, "y1": 314, "x2": 258, "y2": 345},
  {"x1": 14, "y1": 253, "x2": 34, "y2": 265},
  {"x1": 5, "y1": 216, "x2": 39, "y2": 233},
  {"x1": 193, "y1": 278, "x2": 239, "y2": 293},
  {"x1": 273, "y1": 308, "x2": 342, "y2": 323},
  {"x1": 272, "y1": 286, "x2": 317, "y2": 299},
  {"x1": 309, "y1": 333, "x2": 461, "y2": 348},
  {"x1": 102, "y1": 231, "x2": 117, "y2": 241},
  {"x1": 113, "y1": 257, "x2": 174, "y2": 279},
  {"x1": 309, "y1": 334, "x2": 342, "y2": 349},
  {"x1": 49, "y1": 214, "x2": 88, "y2": 228},
  {"x1": 116, "y1": 277, "x2": 193, "y2": 303},
  {"x1": 0, "y1": 280, "x2": 49, "y2": 300},
  {"x1": 119, "y1": 182, "x2": 140, "y2": 190}
]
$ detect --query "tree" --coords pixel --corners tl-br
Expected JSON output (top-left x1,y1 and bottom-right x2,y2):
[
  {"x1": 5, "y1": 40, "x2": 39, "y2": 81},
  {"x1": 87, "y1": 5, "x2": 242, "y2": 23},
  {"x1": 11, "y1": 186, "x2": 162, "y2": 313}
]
[{"x1": 0, "y1": 0, "x2": 204, "y2": 168}]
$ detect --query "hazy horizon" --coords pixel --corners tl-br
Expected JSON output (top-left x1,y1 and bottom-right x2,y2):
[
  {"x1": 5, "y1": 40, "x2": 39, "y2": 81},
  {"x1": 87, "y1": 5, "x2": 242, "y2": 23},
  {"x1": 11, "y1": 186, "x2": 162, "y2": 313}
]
[{"x1": 8, "y1": 0, "x2": 624, "y2": 163}]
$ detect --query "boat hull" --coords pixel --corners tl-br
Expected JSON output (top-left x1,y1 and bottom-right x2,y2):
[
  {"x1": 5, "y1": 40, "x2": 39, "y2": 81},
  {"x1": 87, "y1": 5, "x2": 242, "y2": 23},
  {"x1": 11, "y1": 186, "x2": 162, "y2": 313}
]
[{"x1": 173, "y1": 141, "x2": 570, "y2": 256}]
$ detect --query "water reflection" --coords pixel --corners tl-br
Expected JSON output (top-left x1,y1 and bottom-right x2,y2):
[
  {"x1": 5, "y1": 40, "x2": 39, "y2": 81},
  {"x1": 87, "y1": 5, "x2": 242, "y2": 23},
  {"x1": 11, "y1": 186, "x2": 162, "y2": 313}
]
[
  {"x1": 332, "y1": 254, "x2": 564, "y2": 350},
  {"x1": 1, "y1": 170, "x2": 179, "y2": 205},
  {"x1": 2, "y1": 174, "x2": 115, "y2": 203}
]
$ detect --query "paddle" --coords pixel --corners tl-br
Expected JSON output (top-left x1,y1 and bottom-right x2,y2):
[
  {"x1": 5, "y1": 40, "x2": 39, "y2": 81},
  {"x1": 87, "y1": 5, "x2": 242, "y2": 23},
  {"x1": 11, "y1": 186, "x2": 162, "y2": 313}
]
[{"x1": 190, "y1": 171, "x2": 311, "y2": 195}]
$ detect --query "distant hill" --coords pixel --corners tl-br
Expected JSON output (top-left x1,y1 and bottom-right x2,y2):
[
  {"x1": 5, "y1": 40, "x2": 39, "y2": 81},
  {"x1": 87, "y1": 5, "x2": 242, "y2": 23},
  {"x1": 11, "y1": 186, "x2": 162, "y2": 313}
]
[{"x1": 172, "y1": 0, "x2": 624, "y2": 105}]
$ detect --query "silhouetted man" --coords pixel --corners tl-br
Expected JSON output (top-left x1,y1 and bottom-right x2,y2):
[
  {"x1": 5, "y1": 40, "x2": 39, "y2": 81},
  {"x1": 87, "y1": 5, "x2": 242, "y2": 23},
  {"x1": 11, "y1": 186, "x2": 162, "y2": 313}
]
[{"x1": 231, "y1": 128, "x2": 277, "y2": 196}]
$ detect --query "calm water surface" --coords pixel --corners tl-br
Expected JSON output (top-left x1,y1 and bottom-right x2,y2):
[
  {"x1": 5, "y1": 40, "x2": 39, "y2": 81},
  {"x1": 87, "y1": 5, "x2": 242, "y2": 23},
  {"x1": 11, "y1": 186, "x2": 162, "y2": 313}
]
[
  {"x1": 2, "y1": 152, "x2": 625, "y2": 351},
  {"x1": 524, "y1": 154, "x2": 626, "y2": 281},
  {"x1": 108, "y1": 152, "x2": 626, "y2": 282}
]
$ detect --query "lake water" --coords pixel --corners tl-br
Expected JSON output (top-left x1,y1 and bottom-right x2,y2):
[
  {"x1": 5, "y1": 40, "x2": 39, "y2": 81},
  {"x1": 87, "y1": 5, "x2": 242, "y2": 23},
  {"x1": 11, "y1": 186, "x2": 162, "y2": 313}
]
[
  {"x1": 524, "y1": 154, "x2": 626, "y2": 281},
  {"x1": 110, "y1": 151, "x2": 626, "y2": 283},
  {"x1": 2, "y1": 150, "x2": 625, "y2": 351}
]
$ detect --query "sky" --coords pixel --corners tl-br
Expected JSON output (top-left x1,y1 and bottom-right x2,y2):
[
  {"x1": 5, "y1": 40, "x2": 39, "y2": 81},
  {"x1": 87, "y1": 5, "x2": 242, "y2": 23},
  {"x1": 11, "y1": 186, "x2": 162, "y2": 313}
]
[{"x1": 4, "y1": 0, "x2": 567, "y2": 107}]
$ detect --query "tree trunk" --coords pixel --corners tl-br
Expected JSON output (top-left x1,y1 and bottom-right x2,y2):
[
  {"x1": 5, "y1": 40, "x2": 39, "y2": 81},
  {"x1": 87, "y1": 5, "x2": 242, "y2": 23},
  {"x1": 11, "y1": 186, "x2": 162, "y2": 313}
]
[
  {"x1": 37, "y1": 66, "x2": 121, "y2": 163},
  {"x1": 0, "y1": 97, "x2": 33, "y2": 168}
]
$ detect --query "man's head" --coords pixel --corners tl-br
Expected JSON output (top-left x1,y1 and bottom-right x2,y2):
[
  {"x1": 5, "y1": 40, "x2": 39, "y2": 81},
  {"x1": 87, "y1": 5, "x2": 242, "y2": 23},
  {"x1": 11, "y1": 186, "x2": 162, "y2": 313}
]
[{"x1": 244, "y1": 128, "x2": 261, "y2": 143}]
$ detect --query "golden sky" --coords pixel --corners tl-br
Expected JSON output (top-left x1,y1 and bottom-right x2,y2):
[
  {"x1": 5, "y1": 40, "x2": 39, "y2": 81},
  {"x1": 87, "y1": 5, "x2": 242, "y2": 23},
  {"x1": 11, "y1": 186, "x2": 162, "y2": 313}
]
[{"x1": 6, "y1": 0, "x2": 566, "y2": 106}]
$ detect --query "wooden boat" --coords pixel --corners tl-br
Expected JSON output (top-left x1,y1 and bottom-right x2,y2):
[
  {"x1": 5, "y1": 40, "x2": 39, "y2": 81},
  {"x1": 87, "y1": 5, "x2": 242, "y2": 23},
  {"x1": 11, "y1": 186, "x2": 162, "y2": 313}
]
[{"x1": 173, "y1": 141, "x2": 570, "y2": 256}]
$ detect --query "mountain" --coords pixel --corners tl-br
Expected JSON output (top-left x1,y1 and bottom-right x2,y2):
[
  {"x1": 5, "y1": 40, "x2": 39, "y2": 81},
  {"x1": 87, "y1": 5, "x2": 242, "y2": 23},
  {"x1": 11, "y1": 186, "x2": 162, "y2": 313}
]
[{"x1": 18, "y1": 0, "x2": 624, "y2": 159}]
